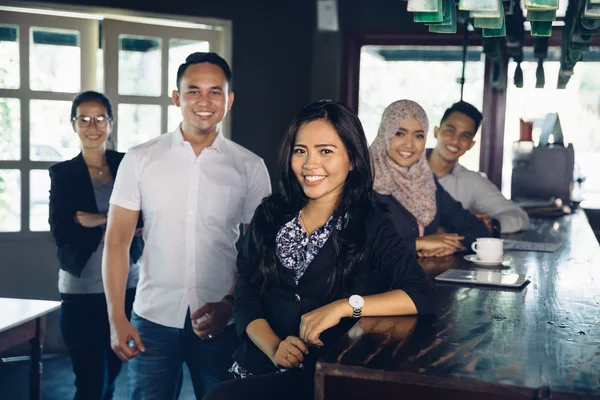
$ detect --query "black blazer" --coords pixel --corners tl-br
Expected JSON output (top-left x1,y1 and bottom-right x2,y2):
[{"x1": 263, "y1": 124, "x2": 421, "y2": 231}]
[
  {"x1": 232, "y1": 203, "x2": 436, "y2": 375},
  {"x1": 376, "y1": 179, "x2": 491, "y2": 253},
  {"x1": 48, "y1": 150, "x2": 143, "y2": 277}
]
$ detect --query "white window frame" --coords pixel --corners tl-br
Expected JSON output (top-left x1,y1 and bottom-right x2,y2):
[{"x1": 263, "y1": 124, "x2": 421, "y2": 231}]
[
  {"x1": 0, "y1": 2, "x2": 231, "y2": 238},
  {"x1": 0, "y1": 10, "x2": 98, "y2": 236},
  {"x1": 102, "y1": 18, "x2": 226, "y2": 149}
]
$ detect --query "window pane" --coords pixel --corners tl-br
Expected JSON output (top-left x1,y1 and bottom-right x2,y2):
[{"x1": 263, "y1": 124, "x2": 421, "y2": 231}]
[
  {"x1": 0, "y1": 25, "x2": 19, "y2": 89},
  {"x1": 168, "y1": 38, "x2": 209, "y2": 93},
  {"x1": 119, "y1": 35, "x2": 161, "y2": 96},
  {"x1": 168, "y1": 105, "x2": 181, "y2": 132},
  {"x1": 358, "y1": 46, "x2": 485, "y2": 172},
  {"x1": 0, "y1": 98, "x2": 21, "y2": 160},
  {"x1": 30, "y1": 100, "x2": 80, "y2": 162},
  {"x1": 30, "y1": 169, "x2": 50, "y2": 231},
  {"x1": 30, "y1": 27, "x2": 80, "y2": 92},
  {"x1": 503, "y1": 60, "x2": 600, "y2": 200},
  {"x1": 0, "y1": 169, "x2": 21, "y2": 232},
  {"x1": 117, "y1": 104, "x2": 161, "y2": 151},
  {"x1": 97, "y1": 48, "x2": 104, "y2": 91}
]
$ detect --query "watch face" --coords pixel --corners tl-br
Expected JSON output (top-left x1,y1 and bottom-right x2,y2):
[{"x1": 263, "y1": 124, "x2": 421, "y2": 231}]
[{"x1": 349, "y1": 295, "x2": 364, "y2": 308}]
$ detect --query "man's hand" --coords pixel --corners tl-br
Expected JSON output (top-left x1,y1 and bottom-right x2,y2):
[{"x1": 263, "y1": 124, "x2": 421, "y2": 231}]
[
  {"x1": 75, "y1": 211, "x2": 107, "y2": 228},
  {"x1": 109, "y1": 315, "x2": 145, "y2": 361},
  {"x1": 190, "y1": 300, "x2": 233, "y2": 340},
  {"x1": 271, "y1": 336, "x2": 309, "y2": 369},
  {"x1": 299, "y1": 299, "x2": 348, "y2": 347},
  {"x1": 472, "y1": 211, "x2": 492, "y2": 232}
]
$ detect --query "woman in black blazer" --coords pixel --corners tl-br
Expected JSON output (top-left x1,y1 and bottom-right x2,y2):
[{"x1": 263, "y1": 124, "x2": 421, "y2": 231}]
[
  {"x1": 48, "y1": 91, "x2": 143, "y2": 400},
  {"x1": 203, "y1": 100, "x2": 435, "y2": 400},
  {"x1": 370, "y1": 99, "x2": 490, "y2": 258}
]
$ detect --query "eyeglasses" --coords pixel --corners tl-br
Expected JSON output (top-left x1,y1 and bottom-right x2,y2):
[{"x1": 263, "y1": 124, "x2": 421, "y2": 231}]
[{"x1": 72, "y1": 115, "x2": 111, "y2": 128}]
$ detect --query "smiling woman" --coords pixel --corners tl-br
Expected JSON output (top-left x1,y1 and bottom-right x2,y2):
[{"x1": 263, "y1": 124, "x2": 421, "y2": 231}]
[
  {"x1": 291, "y1": 119, "x2": 352, "y2": 215},
  {"x1": 47, "y1": 91, "x2": 143, "y2": 400},
  {"x1": 370, "y1": 99, "x2": 490, "y2": 258},
  {"x1": 202, "y1": 99, "x2": 436, "y2": 400}
]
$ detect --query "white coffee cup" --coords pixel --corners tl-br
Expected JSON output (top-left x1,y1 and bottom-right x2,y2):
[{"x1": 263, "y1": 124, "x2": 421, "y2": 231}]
[{"x1": 471, "y1": 238, "x2": 503, "y2": 262}]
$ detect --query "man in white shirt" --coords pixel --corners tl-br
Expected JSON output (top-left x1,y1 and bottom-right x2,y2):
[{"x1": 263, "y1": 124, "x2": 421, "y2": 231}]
[
  {"x1": 427, "y1": 101, "x2": 529, "y2": 234},
  {"x1": 102, "y1": 52, "x2": 271, "y2": 399}
]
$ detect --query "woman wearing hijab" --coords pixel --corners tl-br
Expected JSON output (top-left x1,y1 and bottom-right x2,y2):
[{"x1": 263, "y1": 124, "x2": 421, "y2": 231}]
[{"x1": 370, "y1": 99, "x2": 490, "y2": 257}]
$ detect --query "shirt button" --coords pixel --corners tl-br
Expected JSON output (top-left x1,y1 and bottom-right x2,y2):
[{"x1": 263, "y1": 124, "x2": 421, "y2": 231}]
[{"x1": 295, "y1": 294, "x2": 301, "y2": 302}]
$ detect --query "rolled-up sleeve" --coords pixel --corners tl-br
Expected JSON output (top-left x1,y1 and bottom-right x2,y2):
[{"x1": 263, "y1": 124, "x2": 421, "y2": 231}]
[
  {"x1": 109, "y1": 149, "x2": 141, "y2": 211},
  {"x1": 242, "y1": 159, "x2": 272, "y2": 225},
  {"x1": 233, "y1": 214, "x2": 267, "y2": 338},
  {"x1": 367, "y1": 213, "x2": 437, "y2": 315},
  {"x1": 437, "y1": 181, "x2": 491, "y2": 249}
]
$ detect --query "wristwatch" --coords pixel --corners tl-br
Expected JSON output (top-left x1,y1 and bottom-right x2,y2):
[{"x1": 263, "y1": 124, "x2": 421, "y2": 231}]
[{"x1": 348, "y1": 294, "x2": 364, "y2": 319}]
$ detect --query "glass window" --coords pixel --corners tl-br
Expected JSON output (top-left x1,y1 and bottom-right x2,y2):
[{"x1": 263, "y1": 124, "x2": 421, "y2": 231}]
[
  {"x1": 0, "y1": 25, "x2": 19, "y2": 89},
  {"x1": 118, "y1": 35, "x2": 161, "y2": 97},
  {"x1": 30, "y1": 100, "x2": 79, "y2": 162},
  {"x1": 30, "y1": 27, "x2": 81, "y2": 93},
  {"x1": 168, "y1": 38, "x2": 209, "y2": 93},
  {"x1": 503, "y1": 59, "x2": 600, "y2": 201},
  {"x1": 0, "y1": 169, "x2": 21, "y2": 232},
  {"x1": 167, "y1": 104, "x2": 181, "y2": 132},
  {"x1": 30, "y1": 169, "x2": 50, "y2": 231},
  {"x1": 97, "y1": 48, "x2": 104, "y2": 91},
  {"x1": 0, "y1": 98, "x2": 21, "y2": 161},
  {"x1": 117, "y1": 104, "x2": 161, "y2": 151},
  {"x1": 358, "y1": 45, "x2": 485, "y2": 171}
]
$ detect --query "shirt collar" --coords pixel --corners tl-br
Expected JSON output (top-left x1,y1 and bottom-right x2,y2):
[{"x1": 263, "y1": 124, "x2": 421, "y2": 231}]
[{"x1": 169, "y1": 124, "x2": 227, "y2": 155}]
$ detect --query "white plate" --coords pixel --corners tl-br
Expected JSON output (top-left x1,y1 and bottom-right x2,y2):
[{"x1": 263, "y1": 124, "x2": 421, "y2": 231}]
[{"x1": 464, "y1": 254, "x2": 511, "y2": 266}]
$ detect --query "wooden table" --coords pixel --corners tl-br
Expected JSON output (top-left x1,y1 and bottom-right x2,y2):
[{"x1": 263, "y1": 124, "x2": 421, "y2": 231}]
[
  {"x1": 315, "y1": 210, "x2": 600, "y2": 400},
  {"x1": 0, "y1": 298, "x2": 61, "y2": 400}
]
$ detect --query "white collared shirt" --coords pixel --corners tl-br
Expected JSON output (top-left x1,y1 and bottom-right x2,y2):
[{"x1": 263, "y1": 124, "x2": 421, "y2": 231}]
[
  {"x1": 110, "y1": 126, "x2": 271, "y2": 328},
  {"x1": 437, "y1": 162, "x2": 529, "y2": 234}
]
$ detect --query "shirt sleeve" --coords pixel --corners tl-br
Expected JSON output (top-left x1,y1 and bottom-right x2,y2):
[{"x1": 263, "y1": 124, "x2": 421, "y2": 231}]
[
  {"x1": 467, "y1": 173, "x2": 530, "y2": 234},
  {"x1": 367, "y1": 212, "x2": 437, "y2": 315},
  {"x1": 109, "y1": 149, "x2": 141, "y2": 211},
  {"x1": 233, "y1": 211, "x2": 267, "y2": 338},
  {"x1": 242, "y1": 159, "x2": 272, "y2": 224},
  {"x1": 437, "y1": 181, "x2": 492, "y2": 249}
]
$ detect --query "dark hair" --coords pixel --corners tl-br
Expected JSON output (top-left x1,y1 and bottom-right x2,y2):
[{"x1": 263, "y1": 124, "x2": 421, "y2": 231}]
[
  {"x1": 70, "y1": 91, "x2": 113, "y2": 121},
  {"x1": 176, "y1": 52, "x2": 232, "y2": 91},
  {"x1": 251, "y1": 100, "x2": 377, "y2": 296},
  {"x1": 440, "y1": 101, "x2": 483, "y2": 134}
]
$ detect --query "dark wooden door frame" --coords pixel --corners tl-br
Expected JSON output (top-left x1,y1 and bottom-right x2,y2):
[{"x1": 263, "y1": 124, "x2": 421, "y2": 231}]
[
  {"x1": 343, "y1": 31, "x2": 506, "y2": 188},
  {"x1": 481, "y1": 55, "x2": 508, "y2": 188}
]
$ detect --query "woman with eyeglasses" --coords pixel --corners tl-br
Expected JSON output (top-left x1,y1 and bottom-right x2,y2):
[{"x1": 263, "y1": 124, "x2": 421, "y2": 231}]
[{"x1": 48, "y1": 91, "x2": 143, "y2": 400}]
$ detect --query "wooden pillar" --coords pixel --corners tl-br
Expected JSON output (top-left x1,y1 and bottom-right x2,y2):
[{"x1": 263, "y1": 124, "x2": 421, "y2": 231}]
[{"x1": 480, "y1": 55, "x2": 508, "y2": 189}]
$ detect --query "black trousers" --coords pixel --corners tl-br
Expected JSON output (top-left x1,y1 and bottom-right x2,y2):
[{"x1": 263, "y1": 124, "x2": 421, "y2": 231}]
[
  {"x1": 60, "y1": 288, "x2": 135, "y2": 400},
  {"x1": 202, "y1": 367, "x2": 314, "y2": 400}
]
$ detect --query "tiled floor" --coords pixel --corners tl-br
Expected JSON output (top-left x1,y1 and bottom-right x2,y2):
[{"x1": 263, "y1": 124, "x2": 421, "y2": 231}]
[{"x1": 0, "y1": 354, "x2": 196, "y2": 399}]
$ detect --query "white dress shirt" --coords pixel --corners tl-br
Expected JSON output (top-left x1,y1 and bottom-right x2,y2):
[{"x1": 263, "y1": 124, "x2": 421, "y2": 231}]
[
  {"x1": 437, "y1": 162, "x2": 529, "y2": 234},
  {"x1": 110, "y1": 126, "x2": 271, "y2": 328}
]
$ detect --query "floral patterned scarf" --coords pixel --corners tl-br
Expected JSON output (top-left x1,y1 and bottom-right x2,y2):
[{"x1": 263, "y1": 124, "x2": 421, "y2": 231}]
[{"x1": 370, "y1": 99, "x2": 437, "y2": 236}]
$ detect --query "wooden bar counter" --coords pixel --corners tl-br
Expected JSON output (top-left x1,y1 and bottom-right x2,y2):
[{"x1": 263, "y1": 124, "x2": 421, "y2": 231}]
[{"x1": 315, "y1": 210, "x2": 600, "y2": 400}]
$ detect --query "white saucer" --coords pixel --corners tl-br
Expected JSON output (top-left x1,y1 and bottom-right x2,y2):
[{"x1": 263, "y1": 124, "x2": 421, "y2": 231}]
[{"x1": 464, "y1": 254, "x2": 511, "y2": 266}]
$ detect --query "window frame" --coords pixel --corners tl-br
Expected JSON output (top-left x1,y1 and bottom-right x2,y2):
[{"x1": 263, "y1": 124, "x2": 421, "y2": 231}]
[{"x1": 0, "y1": 2, "x2": 231, "y2": 238}]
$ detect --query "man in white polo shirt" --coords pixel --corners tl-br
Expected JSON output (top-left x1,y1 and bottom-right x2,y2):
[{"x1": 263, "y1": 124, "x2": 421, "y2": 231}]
[{"x1": 102, "y1": 52, "x2": 271, "y2": 399}]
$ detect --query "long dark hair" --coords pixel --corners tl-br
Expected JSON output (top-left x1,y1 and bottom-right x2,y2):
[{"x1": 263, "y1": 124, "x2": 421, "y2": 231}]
[{"x1": 251, "y1": 99, "x2": 377, "y2": 296}]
